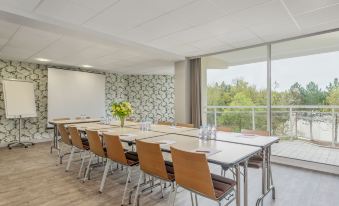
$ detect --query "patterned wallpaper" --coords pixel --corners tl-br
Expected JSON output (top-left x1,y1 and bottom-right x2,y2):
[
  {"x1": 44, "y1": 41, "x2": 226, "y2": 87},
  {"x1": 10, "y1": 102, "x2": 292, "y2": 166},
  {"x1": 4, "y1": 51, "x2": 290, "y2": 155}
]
[
  {"x1": 126, "y1": 75, "x2": 175, "y2": 122},
  {"x1": 0, "y1": 59, "x2": 174, "y2": 144},
  {"x1": 0, "y1": 60, "x2": 50, "y2": 143}
]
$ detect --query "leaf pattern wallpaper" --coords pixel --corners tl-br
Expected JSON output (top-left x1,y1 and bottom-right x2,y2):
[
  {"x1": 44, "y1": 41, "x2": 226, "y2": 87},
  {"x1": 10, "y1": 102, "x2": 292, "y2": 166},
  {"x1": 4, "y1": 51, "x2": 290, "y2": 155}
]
[{"x1": 0, "y1": 59, "x2": 175, "y2": 144}]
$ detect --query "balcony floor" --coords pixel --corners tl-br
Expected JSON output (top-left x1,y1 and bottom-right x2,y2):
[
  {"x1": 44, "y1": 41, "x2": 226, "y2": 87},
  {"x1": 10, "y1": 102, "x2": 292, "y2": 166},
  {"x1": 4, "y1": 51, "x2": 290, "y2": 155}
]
[{"x1": 272, "y1": 140, "x2": 339, "y2": 167}]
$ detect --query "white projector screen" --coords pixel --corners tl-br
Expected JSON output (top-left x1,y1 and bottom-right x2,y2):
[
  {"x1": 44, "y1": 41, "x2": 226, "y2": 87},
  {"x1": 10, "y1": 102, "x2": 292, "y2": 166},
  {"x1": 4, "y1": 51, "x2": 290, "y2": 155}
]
[
  {"x1": 2, "y1": 79, "x2": 37, "y2": 118},
  {"x1": 48, "y1": 68, "x2": 105, "y2": 123}
]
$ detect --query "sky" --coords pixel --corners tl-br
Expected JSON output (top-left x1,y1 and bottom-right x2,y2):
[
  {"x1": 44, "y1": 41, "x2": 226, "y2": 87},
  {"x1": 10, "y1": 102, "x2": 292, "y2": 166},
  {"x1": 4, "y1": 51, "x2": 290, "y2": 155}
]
[{"x1": 207, "y1": 51, "x2": 339, "y2": 92}]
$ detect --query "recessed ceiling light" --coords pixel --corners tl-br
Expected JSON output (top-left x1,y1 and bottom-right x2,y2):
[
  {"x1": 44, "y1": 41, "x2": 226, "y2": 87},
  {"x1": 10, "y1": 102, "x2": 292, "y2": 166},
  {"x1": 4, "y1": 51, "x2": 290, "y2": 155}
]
[
  {"x1": 36, "y1": 58, "x2": 50, "y2": 62},
  {"x1": 82, "y1": 64, "x2": 93, "y2": 68}
]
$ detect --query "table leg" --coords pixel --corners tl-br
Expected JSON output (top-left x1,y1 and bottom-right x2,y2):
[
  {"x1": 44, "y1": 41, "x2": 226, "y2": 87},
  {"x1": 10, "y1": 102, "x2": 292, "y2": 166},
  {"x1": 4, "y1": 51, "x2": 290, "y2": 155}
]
[
  {"x1": 256, "y1": 146, "x2": 276, "y2": 206},
  {"x1": 256, "y1": 149, "x2": 266, "y2": 206},
  {"x1": 243, "y1": 160, "x2": 248, "y2": 206},
  {"x1": 50, "y1": 124, "x2": 60, "y2": 154},
  {"x1": 235, "y1": 164, "x2": 241, "y2": 206}
]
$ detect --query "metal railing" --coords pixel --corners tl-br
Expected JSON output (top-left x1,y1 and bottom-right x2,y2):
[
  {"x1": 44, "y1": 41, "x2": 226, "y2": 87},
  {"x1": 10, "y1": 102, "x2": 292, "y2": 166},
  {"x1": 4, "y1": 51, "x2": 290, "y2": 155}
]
[{"x1": 206, "y1": 105, "x2": 339, "y2": 145}]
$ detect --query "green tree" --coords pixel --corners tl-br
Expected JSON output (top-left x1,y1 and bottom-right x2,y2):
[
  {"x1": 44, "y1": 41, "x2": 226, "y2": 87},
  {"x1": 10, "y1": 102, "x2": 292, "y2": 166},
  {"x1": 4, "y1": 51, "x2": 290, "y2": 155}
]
[{"x1": 326, "y1": 87, "x2": 339, "y2": 105}]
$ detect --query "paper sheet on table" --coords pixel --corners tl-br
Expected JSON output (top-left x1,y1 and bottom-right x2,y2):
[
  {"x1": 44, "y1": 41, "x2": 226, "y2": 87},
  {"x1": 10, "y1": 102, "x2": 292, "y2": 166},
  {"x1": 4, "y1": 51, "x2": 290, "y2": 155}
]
[
  {"x1": 155, "y1": 140, "x2": 176, "y2": 145},
  {"x1": 192, "y1": 147, "x2": 221, "y2": 156}
]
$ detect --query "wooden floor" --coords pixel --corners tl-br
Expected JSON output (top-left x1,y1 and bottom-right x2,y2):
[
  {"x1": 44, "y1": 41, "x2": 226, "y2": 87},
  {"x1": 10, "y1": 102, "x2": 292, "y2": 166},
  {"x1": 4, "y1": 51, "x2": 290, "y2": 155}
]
[
  {"x1": 272, "y1": 140, "x2": 339, "y2": 166},
  {"x1": 0, "y1": 142, "x2": 339, "y2": 206}
]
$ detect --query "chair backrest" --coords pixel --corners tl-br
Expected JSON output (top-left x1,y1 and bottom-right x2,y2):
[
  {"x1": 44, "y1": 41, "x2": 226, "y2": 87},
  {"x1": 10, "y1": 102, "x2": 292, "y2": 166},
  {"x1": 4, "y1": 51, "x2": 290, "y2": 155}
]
[
  {"x1": 135, "y1": 140, "x2": 169, "y2": 180},
  {"x1": 103, "y1": 134, "x2": 128, "y2": 165},
  {"x1": 68, "y1": 127, "x2": 84, "y2": 150},
  {"x1": 176, "y1": 123, "x2": 194, "y2": 128},
  {"x1": 241, "y1": 129, "x2": 269, "y2": 136},
  {"x1": 217, "y1": 127, "x2": 233, "y2": 132},
  {"x1": 170, "y1": 147, "x2": 216, "y2": 200},
  {"x1": 158, "y1": 121, "x2": 172, "y2": 126},
  {"x1": 57, "y1": 124, "x2": 71, "y2": 145},
  {"x1": 86, "y1": 130, "x2": 105, "y2": 157}
]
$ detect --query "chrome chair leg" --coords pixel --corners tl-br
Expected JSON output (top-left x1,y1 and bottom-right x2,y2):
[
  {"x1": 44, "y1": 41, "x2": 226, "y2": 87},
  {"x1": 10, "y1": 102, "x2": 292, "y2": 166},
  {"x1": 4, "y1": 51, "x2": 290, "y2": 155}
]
[
  {"x1": 133, "y1": 172, "x2": 143, "y2": 206},
  {"x1": 78, "y1": 151, "x2": 87, "y2": 178},
  {"x1": 83, "y1": 153, "x2": 93, "y2": 182},
  {"x1": 122, "y1": 167, "x2": 132, "y2": 205},
  {"x1": 171, "y1": 185, "x2": 178, "y2": 206},
  {"x1": 190, "y1": 192, "x2": 194, "y2": 206},
  {"x1": 99, "y1": 159, "x2": 111, "y2": 192},
  {"x1": 65, "y1": 146, "x2": 75, "y2": 171}
]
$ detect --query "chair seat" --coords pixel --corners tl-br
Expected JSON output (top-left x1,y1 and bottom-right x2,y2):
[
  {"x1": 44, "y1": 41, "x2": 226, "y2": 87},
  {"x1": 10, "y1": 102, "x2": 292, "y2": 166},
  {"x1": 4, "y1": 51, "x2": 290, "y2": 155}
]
[
  {"x1": 125, "y1": 151, "x2": 139, "y2": 166},
  {"x1": 164, "y1": 161, "x2": 175, "y2": 181},
  {"x1": 211, "y1": 174, "x2": 236, "y2": 199}
]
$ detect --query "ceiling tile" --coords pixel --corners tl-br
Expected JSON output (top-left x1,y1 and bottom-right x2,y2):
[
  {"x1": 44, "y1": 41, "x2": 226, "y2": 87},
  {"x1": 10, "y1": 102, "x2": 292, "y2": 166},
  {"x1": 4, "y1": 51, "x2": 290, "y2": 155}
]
[
  {"x1": 216, "y1": 28, "x2": 263, "y2": 47},
  {"x1": 35, "y1": 0, "x2": 118, "y2": 24},
  {"x1": 0, "y1": 0, "x2": 41, "y2": 12},
  {"x1": 127, "y1": 0, "x2": 226, "y2": 42},
  {"x1": 0, "y1": 20, "x2": 20, "y2": 47},
  {"x1": 296, "y1": 4, "x2": 339, "y2": 28},
  {"x1": 2, "y1": 26, "x2": 61, "y2": 59},
  {"x1": 228, "y1": 0, "x2": 300, "y2": 42},
  {"x1": 84, "y1": 0, "x2": 196, "y2": 34},
  {"x1": 30, "y1": 37, "x2": 92, "y2": 61},
  {"x1": 211, "y1": 0, "x2": 271, "y2": 14},
  {"x1": 283, "y1": 0, "x2": 339, "y2": 15}
]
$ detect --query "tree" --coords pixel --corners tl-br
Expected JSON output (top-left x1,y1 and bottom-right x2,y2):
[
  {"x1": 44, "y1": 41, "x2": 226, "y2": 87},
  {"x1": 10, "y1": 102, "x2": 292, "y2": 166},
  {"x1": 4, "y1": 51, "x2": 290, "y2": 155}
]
[
  {"x1": 303, "y1": 82, "x2": 326, "y2": 105},
  {"x1": 326, "y1": 87, "x2": 339, "y2": 105}
]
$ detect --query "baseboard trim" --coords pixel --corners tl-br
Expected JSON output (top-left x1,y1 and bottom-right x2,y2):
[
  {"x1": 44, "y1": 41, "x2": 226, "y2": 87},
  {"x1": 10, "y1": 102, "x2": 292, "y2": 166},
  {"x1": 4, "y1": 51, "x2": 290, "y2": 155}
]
[{"x1": 272, "y1": 155, "x2": 339, "y2": 175}]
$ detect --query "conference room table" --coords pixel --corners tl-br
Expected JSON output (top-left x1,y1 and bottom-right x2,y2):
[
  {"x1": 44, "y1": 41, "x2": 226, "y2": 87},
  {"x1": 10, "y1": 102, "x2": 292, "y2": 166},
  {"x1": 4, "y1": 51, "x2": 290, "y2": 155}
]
[
  {"x1": 128, "y1": 123, "x2": 197, "y2": 134},
  {"x1": 141, "y1": 134, "x2": 261, "y2": 206},
  {"x1": 48, "y1": 118, "x2": 100, "y2": 153},
  {"x1": 179, "y1": 129, "x2": 279, "y2": 206},
  {"x1": 71, "y1": 123, "x2": 166, "y2": 143}
]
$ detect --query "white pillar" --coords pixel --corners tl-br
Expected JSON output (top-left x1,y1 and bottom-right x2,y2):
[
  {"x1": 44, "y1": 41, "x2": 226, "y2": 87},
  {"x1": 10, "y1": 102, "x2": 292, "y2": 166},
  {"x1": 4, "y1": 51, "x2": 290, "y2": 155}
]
[{"x1": 174, "y1": 60, "x2": 191, "y2": 123}]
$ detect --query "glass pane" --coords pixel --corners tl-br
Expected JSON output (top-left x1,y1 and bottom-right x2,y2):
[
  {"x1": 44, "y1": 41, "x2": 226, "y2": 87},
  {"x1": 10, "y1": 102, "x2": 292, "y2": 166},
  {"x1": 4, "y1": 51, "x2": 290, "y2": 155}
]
[
  {"x1": 202, "y1": 46, "x2": 268, "y2": 132},
  {"x1": 272, "y1": 31, "x2": 339, "y2": 145}
]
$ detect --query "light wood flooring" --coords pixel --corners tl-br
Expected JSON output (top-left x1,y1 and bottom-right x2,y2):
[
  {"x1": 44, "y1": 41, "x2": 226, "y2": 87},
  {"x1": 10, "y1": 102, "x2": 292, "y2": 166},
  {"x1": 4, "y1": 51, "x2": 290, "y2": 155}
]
[{"x1": 0, "y1": 142, "x2": 339, "y2": 206}]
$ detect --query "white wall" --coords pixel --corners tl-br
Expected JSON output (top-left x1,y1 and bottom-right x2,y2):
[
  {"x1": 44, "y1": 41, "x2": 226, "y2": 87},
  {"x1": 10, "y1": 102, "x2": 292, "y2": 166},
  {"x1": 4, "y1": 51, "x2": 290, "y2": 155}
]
[{"x1": 174, "y1": 60, "x2": 191, "y2": 123}]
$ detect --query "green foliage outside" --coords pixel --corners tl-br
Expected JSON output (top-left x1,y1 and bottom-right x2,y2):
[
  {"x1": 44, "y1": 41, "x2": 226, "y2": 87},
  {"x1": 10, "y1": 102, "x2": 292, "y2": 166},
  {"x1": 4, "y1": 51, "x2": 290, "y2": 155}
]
[{"x1": 207, "y1": 78, "x2": 339, "y2": 134}]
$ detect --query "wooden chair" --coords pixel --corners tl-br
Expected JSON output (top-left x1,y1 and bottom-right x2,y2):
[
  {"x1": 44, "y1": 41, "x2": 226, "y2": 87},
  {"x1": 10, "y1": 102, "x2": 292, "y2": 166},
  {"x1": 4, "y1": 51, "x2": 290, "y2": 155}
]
[
  {"x1": 170, "y1": 147, "x2": 235, "y2": 206},
  {"x1": 133, "y1": 140, "x2": 175, "y2": 206},
  {"x1": 67, "y1": 127, "x2": 90, "y2": 178},
  {"x1": 176, "y1": 123, "x2": 194, "y2": 128},
  {"x1": 57, "y1": 123, "x2": 72, "y2": 164},
  {"x1": 216, "y1": 127, "x2": 233, "y2": 132},
  {"x1": 83, "y1": 130, "x2": 107, "y2": 182},
  {"x1": 99, "y1": 134, "x2": 139, "y2": 204}
]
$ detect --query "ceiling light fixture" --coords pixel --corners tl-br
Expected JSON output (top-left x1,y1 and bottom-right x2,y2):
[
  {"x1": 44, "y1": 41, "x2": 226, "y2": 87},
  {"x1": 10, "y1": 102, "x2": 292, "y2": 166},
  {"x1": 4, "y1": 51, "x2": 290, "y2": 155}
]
[
  {"x1": 82, "y1": 64, "x2": 93, "y2": 68},
  {"x1": 36, "y1": 58, "x2": 50, "y2": 62}
]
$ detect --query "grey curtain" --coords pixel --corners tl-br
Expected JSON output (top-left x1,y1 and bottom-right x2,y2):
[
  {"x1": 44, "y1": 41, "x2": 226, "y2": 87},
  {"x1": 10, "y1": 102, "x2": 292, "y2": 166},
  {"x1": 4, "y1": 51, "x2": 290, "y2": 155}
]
[{"x1": 190, "y1": 58, "x2": 202, "y2": 128}]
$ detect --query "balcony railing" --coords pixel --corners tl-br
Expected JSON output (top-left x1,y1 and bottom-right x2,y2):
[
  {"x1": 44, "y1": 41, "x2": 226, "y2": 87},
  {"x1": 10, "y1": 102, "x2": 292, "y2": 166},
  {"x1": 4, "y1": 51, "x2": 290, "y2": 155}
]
[{"x1": 206, "y1": 105, "x2": 339, "y2": 145}]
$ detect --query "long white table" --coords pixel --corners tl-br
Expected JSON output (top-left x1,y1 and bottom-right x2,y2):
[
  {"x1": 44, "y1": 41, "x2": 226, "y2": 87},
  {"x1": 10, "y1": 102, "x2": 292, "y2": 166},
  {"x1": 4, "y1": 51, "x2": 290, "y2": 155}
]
[
  {"x1": 179, "y1": 130, "x2": 279, "y2": 206},
  {"x1": 128, "y1": 123, "x2": 197, "y2": 134}
]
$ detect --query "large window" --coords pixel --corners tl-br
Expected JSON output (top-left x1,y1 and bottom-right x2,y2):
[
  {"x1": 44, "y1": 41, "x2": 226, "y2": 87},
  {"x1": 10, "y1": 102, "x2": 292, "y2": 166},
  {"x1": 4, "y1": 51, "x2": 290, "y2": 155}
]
[
  {"x1": 203, "y1": 46, "x2": 268, "y2": 132},
  {"x1": 202, "y1": 30, "x2": 339, "y2": 164},
  {"x1": 271, "y1": 32, "x2": 339, "y2": 144}
]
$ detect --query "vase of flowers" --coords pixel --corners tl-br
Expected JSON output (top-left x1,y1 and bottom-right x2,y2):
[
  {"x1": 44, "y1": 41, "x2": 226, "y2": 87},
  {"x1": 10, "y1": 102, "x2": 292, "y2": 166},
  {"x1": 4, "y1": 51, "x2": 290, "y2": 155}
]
[{"x1": 111, "y1": 101, "x2": 133, "y2": 127}]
